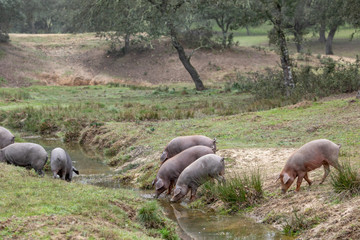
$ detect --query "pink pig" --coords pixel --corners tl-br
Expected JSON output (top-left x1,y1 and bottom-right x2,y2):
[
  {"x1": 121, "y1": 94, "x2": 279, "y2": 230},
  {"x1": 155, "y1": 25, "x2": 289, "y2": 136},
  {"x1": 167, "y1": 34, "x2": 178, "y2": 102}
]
[{"x1": 278, "y1": 139, "x2": 341, "y2": 193}]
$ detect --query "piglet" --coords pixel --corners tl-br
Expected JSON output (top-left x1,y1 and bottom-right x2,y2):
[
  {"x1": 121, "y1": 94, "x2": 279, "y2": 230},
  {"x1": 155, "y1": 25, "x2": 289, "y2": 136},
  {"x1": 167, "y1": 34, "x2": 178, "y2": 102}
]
[
  {"x1": 170, "y1": 154, "x2": 225, "y2": 202},
  {"x1": 278, "y1": 139, "x2": 341, "y2": 193}
]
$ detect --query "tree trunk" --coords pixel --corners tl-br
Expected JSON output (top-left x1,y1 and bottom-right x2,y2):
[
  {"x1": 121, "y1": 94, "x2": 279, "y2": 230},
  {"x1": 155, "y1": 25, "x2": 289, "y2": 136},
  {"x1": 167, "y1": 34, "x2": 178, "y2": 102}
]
[
  {"x1": 246, "y1": 26, "x2": 250, "y2": 36},
  {"x1": 222, "y1": 29, "x2": 227, "y2": 49},
  {"x1": 123, "y1": 34, "x2": 130, "y2": 55},
  {"x1": 293, "y1": 32, "x2": 303, "y2": 53},
  {"x1": 272, "y1": 3, "x2": 294, "y2": 97},
  {"x1": 278, "y1": 29, "x2": 294, "y2": 97},
  {"x1": 319, "y1": 22, "x2": 326, "y2": 43},
  {"x1": 170, "y1": 28, "x2": 205, "y2": 91},
  {"x1": 325, "y1": 26, "x2": 337, "y2": 55}
]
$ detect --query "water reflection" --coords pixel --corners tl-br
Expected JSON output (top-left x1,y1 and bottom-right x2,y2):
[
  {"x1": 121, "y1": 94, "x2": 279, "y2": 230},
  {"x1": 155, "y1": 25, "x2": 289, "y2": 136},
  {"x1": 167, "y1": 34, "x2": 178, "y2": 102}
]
[{"x1": 158, "y1": 201, "x2": 292, "y2": 240}]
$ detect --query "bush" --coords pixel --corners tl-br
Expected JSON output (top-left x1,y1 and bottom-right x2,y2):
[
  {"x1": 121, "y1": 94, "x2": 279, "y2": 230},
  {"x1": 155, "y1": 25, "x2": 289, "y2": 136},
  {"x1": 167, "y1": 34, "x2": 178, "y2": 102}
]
[
  {"x1": 232, "y1": 60, "x2": 360, "y2": 101},
  {"x1": 330, "y1": 161, "x2": 360, "y2": 195},
  {"x1": 178, "y1": 27, "x2": 215, "y2": 48}
]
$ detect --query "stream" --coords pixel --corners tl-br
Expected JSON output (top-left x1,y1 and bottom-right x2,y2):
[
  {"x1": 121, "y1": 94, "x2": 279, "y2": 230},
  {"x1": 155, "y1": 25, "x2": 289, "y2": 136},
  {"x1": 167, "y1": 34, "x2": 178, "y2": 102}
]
[{"x1": 27, "y1": 137, "x2": 292, "y2": 240}]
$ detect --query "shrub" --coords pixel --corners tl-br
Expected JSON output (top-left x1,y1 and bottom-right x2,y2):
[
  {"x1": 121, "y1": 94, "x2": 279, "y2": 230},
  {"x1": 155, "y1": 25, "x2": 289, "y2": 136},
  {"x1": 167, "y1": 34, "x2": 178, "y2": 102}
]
[
  {"x1": 178, "y1": 27, "x2": 215, "y2": 48},
  {"x1": 330, "y1": 161, "x2": 360, "y2": 196},
  {"x1": 232, "y1": 60, "x2": 360, "y2": 101}
]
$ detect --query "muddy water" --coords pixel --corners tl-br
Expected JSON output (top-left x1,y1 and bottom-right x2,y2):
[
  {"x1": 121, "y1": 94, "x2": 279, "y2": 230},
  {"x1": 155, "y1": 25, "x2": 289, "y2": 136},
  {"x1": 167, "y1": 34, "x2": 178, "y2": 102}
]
[{"x1": 28, "y1": 137, "x2": 292, "y2": 240}]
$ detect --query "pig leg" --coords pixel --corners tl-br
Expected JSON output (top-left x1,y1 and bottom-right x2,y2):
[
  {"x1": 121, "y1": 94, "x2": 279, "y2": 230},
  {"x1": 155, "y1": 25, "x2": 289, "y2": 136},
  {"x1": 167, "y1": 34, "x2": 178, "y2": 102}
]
[
  {"x1": 320, "y1": 164, "x2": 330, "y2": 184},
  {"x1": 167, "y1": 181, "x2": 174, "y2": 195},
  {"x1": 215, "y1": 175, "x2": 226, "y2": 184},
  {"x1": 35, "y1": 168, "x2": 44, "y2": 177},
  {"x1": 296, "y1": 173, "x2": 305, "y2": 192},
  {"x1": 304, "y1": 173, "x2": 312, "y2": 186},
  {"x1": 190, "y1": 187, "x2": 198, "y2": 201}
]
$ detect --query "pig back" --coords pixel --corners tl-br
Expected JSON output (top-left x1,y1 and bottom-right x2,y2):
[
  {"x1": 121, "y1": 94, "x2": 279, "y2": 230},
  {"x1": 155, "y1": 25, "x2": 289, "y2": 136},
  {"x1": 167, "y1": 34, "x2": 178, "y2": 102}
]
[
  {"x1": 51, "y1": 148, "x2": 67, "y2": 170},
  {"x1": 165, "y1": 135, "x2": 215, "y2": 158},
  {"x1": 0, "y1": 127, "x2": 15, "y2": 149},
  {"x1": 4, "y1": 143, "x2": 47, "y2": 167},
  {"x1": 158, "y1": 145, "x2": 214, "y2": 181},
  {"x1": 288, "y1": 139, "x2": 341, "y2": 169},
  {"x1": 177, "y1": 154, "x2": 224, "y2": 186}
]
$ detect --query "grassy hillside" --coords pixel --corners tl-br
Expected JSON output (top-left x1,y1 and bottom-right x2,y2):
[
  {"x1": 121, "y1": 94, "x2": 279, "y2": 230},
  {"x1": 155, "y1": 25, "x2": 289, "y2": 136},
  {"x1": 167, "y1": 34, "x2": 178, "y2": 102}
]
[{"x1": 0, "y1": 163, "x2": 177, "y2": 240}]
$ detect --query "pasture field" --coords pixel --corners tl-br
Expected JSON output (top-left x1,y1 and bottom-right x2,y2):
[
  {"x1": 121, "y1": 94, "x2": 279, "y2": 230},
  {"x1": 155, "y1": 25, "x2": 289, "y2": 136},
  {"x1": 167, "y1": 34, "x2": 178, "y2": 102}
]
[{"x1": 0, "y1": 29, "x2": 360, "y2": 239}]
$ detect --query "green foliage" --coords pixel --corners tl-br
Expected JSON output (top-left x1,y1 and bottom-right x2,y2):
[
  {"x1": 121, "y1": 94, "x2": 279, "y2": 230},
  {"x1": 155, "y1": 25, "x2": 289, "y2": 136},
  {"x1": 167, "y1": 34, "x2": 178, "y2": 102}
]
[
  {"x1": 159, "y1": 227, "x2": 179, "y2": 240},
  {"x1": 330, "y1": 161, "x2": 360, "y2": 195},
  {"x1": 232, "y1": 60, "x2": 360, "y2": 101},
  {"x1": 201, "y1": 170, "x2": 263, "y2": 212},
  {"x1": 0, "y1": 89, "x2": 31, "y2": 100},
  {"x1": 137, "y1": 201, "x2": 163, "y2": 229},
  {"x1": 282, "y1": 209, "x2": 320, "y2": 236}
]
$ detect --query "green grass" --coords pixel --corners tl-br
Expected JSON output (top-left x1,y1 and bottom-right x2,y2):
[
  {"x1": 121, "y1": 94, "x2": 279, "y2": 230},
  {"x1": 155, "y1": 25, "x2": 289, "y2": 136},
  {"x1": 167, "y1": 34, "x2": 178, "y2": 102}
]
[
  {"x1": 213, "y1": 22, "x2": 360, "y2": 57},
  {"x1": 330, "y1": 161, "x2": 360, "y2": 196},
  {"x1": 197, "y1": 170, "x2": 263, "y2": 212},
  {"x1": 0, "y1": 163, "x2": 176, "y2": 239}
]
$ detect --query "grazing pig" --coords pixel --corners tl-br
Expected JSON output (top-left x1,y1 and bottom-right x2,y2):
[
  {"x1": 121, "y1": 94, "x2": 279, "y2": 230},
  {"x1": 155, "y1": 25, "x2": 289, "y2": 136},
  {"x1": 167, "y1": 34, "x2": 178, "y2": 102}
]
[
  {"x1": 160, "y1": 135, "x2": 216, "y2": 164},
  {"x1": 0, "y1": 143, "x2": 48, "y2": 176},
  {"x1": 278, "y1": 139, "x2": 341, "y2": 193},
  {"x1": 170, "y1": 154, "x2": 225, "y2": 202},
  {"x1": 154, "y1": 145, "x2": 214, "y2": 198},
  {"x1": 0, "y1": 126, "x2": 15, "y2": 149},
  {"x1": 51, "y1": 147, "x2": 79, "y2": 182}
]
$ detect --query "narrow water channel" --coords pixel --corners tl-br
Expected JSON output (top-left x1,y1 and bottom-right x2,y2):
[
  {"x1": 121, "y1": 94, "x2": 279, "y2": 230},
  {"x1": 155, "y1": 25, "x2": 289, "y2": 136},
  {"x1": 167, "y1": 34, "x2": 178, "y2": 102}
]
[{"x1": 27, "y1": 137, "x2": 292, "y2": 240}]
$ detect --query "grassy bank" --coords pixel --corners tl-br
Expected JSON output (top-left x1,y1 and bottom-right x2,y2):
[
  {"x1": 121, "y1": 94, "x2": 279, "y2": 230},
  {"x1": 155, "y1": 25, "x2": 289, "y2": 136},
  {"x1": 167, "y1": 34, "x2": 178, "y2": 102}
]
[{"x1": 0, "y1": 164, "x2": 177, "y2": 239}]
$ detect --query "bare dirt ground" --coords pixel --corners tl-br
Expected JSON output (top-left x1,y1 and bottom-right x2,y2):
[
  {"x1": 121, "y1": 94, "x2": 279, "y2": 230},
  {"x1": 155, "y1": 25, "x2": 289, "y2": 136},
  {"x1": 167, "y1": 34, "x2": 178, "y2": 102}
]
[{"x1": 1, "y1": 34, "x2": 280, "y2": 87}]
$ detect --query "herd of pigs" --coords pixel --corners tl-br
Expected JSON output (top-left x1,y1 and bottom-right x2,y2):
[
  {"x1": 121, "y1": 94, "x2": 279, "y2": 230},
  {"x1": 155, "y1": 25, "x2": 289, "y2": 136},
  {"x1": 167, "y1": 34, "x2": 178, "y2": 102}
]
[
  {"x1": 0, "y1": 126, "x2": 78, "y2": 181},
  {"x1": 0, "y1": 126, "x2": 342, "y2": 202}
]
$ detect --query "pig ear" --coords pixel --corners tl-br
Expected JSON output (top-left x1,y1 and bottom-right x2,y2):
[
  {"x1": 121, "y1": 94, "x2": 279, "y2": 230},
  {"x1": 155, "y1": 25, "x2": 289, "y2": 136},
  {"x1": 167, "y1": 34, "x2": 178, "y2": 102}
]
[
  {"x1": 220, "y1": 157, "x2": 225, "y2": 163},
  {"x1": 155, "y1": 179, "x2": 164, "y2": 190},
  {"x1": 174, "y1": 188, "x2": 181, "y2": 196},
  {"x1": 152, "y1": 177, "x2": 157, "y2": 186},
  {"x1": 213, "y1": 137, "x2": 217, "y2": 143},
  {"x1": 283, "y1": 173, "x2": 291, "y2": 184},
  {"x1": 160, "y1": 152, "x2": 168, "y2": 162},
  {"x1": 275, "y1": 174, "x2": 280, "y2": 182}
]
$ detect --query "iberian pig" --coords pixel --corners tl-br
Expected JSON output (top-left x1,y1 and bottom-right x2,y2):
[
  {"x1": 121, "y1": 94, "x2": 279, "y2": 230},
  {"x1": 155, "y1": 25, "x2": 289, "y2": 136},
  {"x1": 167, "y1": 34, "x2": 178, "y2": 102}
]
[
  {"x1": 0, "y1": 143, "x2": 48, "y2": 176},
  {"x1": 0, "y1": 126, "x2": 15, "y2": 149},
  {"x1": 170, "y1": 154, "x2": 225, "y2": 202},
  {"x1": 160, "y1": 135, "x2": 216, "y2": 164},
  {"x1": 278, "y1": 139, "x2": 341, "y2": 193},
  {"x1": 51, "y1": 147, "x2": 79, "y2": 182},
  {"x1": 154, "y1": 145, "x2": 214, "y2": 198}
]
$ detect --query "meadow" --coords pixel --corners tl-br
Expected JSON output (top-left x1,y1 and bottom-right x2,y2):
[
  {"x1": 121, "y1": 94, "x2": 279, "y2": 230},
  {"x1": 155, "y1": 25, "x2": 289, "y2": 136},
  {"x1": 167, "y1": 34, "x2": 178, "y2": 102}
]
[{"x1": 0, "y1": 25, "x2": 360, "y2": 239}]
